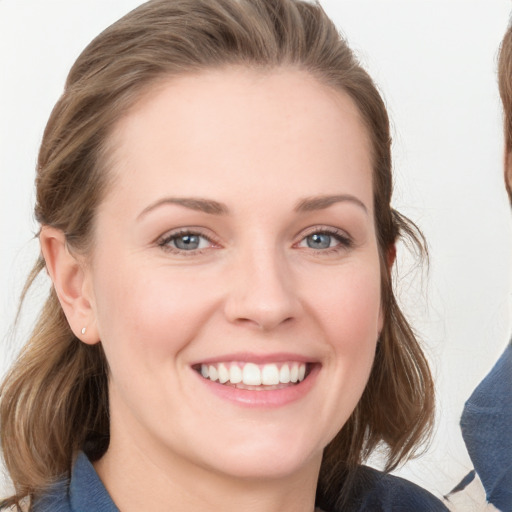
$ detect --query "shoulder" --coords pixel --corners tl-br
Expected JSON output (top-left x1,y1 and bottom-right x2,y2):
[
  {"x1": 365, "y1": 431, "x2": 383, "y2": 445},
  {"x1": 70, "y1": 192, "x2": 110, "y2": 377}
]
[
  {"x1": 460, "y1": 342, "x2": 512, "y2": 510},
  {"x1": 463, "y1": 342, "x2": 512, "y2": 413},
  {"x1": 342, "y1": 465, "x2": 449, "y2": 512}
]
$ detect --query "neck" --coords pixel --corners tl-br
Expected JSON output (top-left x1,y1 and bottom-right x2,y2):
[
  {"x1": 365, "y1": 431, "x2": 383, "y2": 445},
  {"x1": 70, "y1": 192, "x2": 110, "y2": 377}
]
[{"x1": 95, "y1": 422, "x2": 322, "y2": 512}]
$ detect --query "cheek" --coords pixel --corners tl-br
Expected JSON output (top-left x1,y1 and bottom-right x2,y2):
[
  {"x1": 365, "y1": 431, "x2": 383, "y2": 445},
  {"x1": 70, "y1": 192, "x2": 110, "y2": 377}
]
[
  {"x1": 314, "y1": 261, "x2": 382, "y2": 347},
  {"x1": 296, "y1": 259, "x2": 382, "y2": 442},
  {"x1": 314, "y1": 259, "x2": 381, "y2": 396},
  {"x1": 90, "y1": 257, "x2": 214, "y2": 366}
]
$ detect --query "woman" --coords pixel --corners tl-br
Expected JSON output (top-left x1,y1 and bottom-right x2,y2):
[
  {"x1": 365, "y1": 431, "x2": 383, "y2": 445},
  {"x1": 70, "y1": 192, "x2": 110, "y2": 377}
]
[{"x1": 0, "y1": 1, "x2": 447, "y2": 510}]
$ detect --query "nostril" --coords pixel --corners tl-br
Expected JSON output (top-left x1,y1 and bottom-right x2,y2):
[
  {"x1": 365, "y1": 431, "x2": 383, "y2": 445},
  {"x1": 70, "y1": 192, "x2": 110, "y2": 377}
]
[
  {"x1": 223, "y1": 267, "x2": 301, "y2": 330},
  {"x1": 232, "y1": 314, "x2": 295, "y2": 331}
]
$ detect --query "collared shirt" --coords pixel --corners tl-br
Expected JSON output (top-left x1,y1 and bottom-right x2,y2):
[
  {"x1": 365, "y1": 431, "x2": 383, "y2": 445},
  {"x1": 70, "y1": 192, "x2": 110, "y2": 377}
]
[
  {"x1": 32, "y1": 452, "x2": 118, "y2": 512},
  {"x1": 458, "y1": 342, "x2": 512, "y2": 510},
  {"x1": 32, "y1": 452, "x2": 449, "y2": 512}
]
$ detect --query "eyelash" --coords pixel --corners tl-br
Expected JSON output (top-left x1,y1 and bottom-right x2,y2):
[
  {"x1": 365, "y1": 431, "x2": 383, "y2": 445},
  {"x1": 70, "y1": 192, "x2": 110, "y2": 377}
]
[
  {"x1": 157, "y1": 227, "x2": 353, "y2": 255},
  {"x1": 158, "y1": 229, "x2": 217, "y2": 255},
  {"x1": 296, "y1": 227, "x2": 353, "y2": 254}
]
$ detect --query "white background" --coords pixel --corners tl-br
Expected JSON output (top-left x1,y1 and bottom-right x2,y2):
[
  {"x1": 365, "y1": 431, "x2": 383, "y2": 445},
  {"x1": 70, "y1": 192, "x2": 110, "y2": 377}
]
[{"x1": 1, "y1": 0, "x2": 511, "y2": 502}]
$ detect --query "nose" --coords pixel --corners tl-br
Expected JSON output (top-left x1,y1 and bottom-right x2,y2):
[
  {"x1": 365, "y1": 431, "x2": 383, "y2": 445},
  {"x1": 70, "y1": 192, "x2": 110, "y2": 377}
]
[{"x1": 223, "y1": 245, "x2": 301, "y2": 331}]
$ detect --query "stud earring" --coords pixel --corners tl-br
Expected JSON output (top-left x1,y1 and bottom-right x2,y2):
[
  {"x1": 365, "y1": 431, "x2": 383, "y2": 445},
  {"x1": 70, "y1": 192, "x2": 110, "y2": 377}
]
[{"x1": 81, "y1": 327, "x2": 87, "y2": 335}]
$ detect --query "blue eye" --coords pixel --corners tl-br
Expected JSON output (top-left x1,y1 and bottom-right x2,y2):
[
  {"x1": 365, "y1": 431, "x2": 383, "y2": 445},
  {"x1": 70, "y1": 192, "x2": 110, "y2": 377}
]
[
  {"x1": 159, "y1": 231, "x2": 211, "y2": 252},
  {"x1": 306, "y1": 233, "x2": 333, "y2": 249},
  {"x1": 174, "y1": 234, "x2": 201, "y2": 250},
  {"x1": 297, "y1": 229, "x2": 352, "y2": 251}
]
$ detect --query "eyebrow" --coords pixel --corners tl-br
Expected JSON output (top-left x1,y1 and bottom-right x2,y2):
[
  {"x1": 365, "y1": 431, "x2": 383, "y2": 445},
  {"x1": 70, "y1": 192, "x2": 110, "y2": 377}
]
[
  {"x1": 294, "y1": 194, "x2": 368, "y2": 214},
  {"x1": 137, "y1": 197, "x2": 229, "y2": 219},
  {"x1": 138, "y1": 193, "x2": 367, "y2": 219}
]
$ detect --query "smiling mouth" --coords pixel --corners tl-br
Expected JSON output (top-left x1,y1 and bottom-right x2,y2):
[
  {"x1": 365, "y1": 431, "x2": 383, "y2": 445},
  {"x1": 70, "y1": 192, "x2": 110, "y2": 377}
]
[{"x1": 194, "y1": 362, "x2": 311, "y2": 390}]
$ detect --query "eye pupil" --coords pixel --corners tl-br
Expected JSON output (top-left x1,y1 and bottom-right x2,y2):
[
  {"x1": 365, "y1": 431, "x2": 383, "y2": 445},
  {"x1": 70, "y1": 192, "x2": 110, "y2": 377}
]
[
  {"x1": 175, "y1": 234, "x2": 200, "y2": 250},
  {"x1": 307, "y1": 233, "x2": 331, "y2": 249}
]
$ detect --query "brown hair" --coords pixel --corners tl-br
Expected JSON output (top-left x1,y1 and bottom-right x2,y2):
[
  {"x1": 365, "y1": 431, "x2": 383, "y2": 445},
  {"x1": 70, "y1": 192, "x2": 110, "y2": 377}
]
[
  {"x1": 0, "y1": 0, "x2": 434, "y2": 509},
  {"x1": 499, "y1": 19, "x2": 512, "y2": 201}
]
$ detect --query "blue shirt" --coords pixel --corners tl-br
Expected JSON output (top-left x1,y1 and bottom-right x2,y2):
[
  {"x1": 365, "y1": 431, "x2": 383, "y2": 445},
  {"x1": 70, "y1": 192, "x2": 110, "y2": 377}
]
[
  {"x1": 32, "y1": 453, "x2": 118, "y2": 512},
  {"x1": 460, "y1": 342, "x2": 512, "y2": 510},
  {"x1": 32, "y1": 452, "x2": 448, "y2": 511}
]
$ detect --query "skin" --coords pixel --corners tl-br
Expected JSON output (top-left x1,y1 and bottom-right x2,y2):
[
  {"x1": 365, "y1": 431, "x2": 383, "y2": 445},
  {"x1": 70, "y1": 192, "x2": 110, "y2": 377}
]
[{"x1": 41, "y1": 67, "x2": 385, "y2": 512}]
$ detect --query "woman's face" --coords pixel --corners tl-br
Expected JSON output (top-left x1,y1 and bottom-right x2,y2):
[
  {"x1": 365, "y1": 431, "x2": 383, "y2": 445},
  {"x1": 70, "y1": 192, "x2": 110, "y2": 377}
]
[{"x1": 86, "y1": 68, "x2": 383, "y2": 481}]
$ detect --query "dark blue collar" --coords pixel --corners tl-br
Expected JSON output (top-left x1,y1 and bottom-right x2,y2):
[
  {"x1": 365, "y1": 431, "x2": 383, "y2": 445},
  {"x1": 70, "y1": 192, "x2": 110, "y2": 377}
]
[
  {"x1": 69, "y1": 452, "x2": 119, "y2": 511},
  {"x1": 32, "y1": 450, "x2": 448, "y2": 512}
]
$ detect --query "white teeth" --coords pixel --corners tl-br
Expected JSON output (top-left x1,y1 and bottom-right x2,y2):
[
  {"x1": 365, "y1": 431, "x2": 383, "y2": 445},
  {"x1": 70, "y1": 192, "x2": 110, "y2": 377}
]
[
  {"x1": 298, "y1": 363, "x2": 306, "y2": 381},
  {"x1": 218, "y1": 363, "x2": 229, "y2": 384},
  {"x1": 279, "y1": 364, "x2": 290, "y2": 384},
  {"x1": 261, "y1": 364, "x2": 279, "y2": 385},
  {"x1": 229, "y1": 365, "x2": 242, "y2": 384},
  {"x1": 242, "y1": 363, "x2": 262, "y2": 385},
  {"x1": 290, "y1": 363, "x2": 299, "y2": 383},
  {"x1": 208, "y1": 365, "x2": 218, "y2": 382},
  {"x1": 199, "y1": 362, "x2": 308, "y2": 386}
]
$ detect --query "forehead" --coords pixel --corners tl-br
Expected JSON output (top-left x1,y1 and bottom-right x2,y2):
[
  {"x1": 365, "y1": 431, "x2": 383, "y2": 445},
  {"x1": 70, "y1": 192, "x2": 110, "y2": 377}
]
[{"x1": 102, "y1": 67, "x2": 373, "y2": 214}]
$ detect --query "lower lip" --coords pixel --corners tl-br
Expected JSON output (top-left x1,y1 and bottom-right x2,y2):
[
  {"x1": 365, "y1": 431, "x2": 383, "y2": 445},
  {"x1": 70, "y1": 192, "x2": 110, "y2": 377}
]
[{"x1": 194, "y1": 365, "x2": 320, "y2": 408}]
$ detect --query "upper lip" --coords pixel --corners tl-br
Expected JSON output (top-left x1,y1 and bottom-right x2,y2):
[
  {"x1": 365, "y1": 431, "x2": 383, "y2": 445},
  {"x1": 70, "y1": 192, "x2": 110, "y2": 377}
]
[{"x1": 190, "y1": 352, "x2": 318, "y2": 366}]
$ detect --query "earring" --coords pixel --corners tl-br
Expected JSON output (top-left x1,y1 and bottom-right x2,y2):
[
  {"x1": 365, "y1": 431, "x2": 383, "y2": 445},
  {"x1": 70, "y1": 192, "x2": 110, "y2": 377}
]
[{"x1": 81, "y1": 327, "x2": 87, "y2": 335}]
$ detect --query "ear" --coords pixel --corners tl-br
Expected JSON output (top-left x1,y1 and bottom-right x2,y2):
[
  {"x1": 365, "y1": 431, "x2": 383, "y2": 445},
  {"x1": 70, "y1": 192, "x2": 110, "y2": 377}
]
[{"x1": 39, "y1": 226, "x2": 99, "y2": 345}]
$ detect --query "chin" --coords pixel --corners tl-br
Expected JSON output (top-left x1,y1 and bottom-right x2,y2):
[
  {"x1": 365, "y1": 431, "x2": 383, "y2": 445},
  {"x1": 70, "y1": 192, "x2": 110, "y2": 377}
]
[{"x1": 196, "y1": 430, "x2": 324, "y2": 481}]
